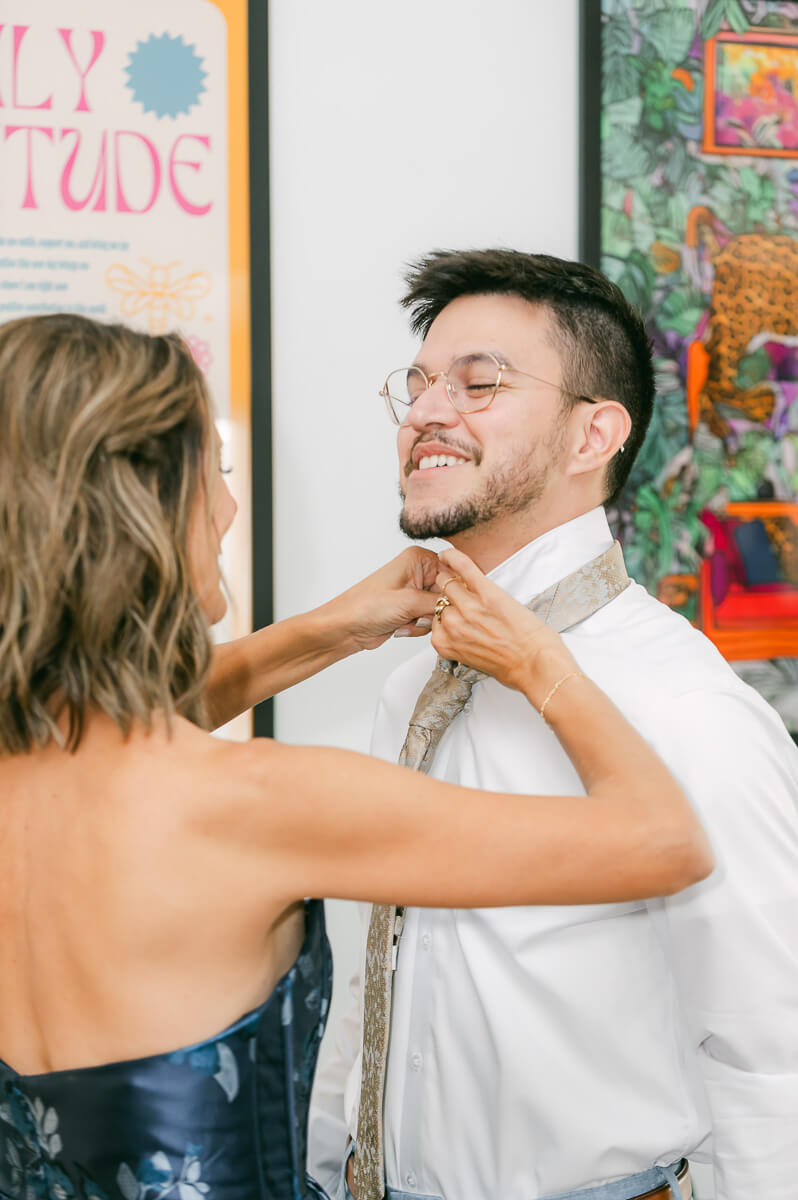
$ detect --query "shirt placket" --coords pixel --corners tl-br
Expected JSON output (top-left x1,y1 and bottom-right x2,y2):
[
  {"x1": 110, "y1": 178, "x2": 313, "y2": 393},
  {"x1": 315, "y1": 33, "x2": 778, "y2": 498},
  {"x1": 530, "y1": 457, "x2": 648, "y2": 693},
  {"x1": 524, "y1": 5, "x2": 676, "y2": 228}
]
[{"x1": 389, "y1": 903, "x2": 438, "y2": 1196}]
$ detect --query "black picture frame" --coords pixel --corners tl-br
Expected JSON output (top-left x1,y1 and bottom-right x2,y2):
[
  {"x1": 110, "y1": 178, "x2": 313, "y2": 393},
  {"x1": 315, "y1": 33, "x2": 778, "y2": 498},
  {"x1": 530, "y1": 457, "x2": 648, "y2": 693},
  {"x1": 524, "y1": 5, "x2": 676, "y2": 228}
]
[
  {"x1": 579, "y1": 0, "x2": 603, "y2": 268},
  {"x1": 249, "y1": 0, "x2": 274, "y2": 738}
]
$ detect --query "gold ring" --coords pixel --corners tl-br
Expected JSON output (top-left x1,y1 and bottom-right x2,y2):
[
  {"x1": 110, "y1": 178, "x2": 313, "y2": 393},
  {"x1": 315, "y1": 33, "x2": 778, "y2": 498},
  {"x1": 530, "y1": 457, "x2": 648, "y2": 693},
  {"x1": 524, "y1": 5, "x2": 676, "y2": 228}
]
[
  {"x1": 440, "y1": 576, "x2": 461, "y2": 596},
  {"x1": 433, "y1": 595, "x2": 451, "y2": 623}
]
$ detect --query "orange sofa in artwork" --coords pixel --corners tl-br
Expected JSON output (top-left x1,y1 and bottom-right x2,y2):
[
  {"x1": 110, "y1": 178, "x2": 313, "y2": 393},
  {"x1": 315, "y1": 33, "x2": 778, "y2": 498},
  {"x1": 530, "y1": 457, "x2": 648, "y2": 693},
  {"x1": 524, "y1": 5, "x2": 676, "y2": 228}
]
[{"x1": 699, "y1": 501, "x2": 798, "y2": 660}]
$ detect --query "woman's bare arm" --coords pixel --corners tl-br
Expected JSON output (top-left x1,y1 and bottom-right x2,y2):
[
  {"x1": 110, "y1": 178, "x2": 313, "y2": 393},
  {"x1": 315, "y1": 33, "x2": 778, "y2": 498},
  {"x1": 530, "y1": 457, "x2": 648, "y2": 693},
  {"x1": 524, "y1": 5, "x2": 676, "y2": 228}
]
[
  {"x1": 220, "y1": 547, "x2": 713, "y2": 909},
  {"x1": 205, "y1": 614, "x2": 359, "y2": 729},
  {"x1": 204, "y1": 548, "x2": 440, "y2": 728},
  {"x1": 228, "y1": 722, "x2": 709, "y2": 910}
]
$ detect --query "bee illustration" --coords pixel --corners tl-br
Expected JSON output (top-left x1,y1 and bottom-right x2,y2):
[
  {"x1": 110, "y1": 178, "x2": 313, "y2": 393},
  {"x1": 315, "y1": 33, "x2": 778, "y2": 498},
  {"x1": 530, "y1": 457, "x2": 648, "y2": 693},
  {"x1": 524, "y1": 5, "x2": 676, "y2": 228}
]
[{"x1": 106, "y1": 260, "x2": 212, "y2": 334}]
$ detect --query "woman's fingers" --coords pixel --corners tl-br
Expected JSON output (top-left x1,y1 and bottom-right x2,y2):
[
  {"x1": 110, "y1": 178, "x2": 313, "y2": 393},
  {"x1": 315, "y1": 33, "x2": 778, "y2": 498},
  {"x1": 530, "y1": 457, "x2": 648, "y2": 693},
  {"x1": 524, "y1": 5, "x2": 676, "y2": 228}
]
[
  {"x1": 393, "y1": 618, "x2": 433, "y2": 639},
  {"x1": 409, "y1": 546, "x2": 442, "y2": 591},
  {"x1": 437, "y1": 547, "x2": 488, "y2": 594},
  {"x1": 383, "y1": 546, "x2": 440, "y2": 593},
  {"x1": 433, "y1": 572, "x2": 471, "y2": 605},
  {"x1": 437, "y1": 549, "x2": 549, "y2": 634}
]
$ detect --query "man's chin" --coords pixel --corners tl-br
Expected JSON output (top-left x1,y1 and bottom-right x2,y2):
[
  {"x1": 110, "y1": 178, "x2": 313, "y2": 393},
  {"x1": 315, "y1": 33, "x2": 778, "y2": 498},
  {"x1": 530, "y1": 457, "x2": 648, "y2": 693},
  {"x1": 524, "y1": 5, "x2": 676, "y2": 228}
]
[{"x1": 399, "y1": 501, "x2": 479, "y2": 541}]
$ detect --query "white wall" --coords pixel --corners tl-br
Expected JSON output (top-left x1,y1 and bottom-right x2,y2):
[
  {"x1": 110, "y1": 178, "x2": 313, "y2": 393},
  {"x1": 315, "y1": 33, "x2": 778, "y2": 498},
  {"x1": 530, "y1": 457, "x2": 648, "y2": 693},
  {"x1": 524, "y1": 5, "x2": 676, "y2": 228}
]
[
  {"x1": 268, "y1": 0, "x2": 580, "y2": 1063},
  {"x1": 269, "y1": 2, "x2": 580, "y2": 744}
]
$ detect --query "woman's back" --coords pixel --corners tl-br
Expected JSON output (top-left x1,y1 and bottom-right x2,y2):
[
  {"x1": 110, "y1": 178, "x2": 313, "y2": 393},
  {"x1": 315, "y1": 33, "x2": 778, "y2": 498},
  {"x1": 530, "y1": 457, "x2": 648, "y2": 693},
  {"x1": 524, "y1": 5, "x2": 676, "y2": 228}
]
[
  {"x1": 0, "y1": 718, "x2": 307, "y2": 1075},
  {"x1": 0, "y1": 719, "x2": 330, "y2": 1200}
]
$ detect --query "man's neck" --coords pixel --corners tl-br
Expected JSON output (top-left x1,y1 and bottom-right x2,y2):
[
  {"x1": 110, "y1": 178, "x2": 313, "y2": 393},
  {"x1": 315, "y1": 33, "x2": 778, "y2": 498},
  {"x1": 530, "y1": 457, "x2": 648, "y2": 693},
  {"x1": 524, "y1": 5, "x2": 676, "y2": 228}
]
[{"x1": 448, "y1": 497, "x2": 604, "y2": 574}]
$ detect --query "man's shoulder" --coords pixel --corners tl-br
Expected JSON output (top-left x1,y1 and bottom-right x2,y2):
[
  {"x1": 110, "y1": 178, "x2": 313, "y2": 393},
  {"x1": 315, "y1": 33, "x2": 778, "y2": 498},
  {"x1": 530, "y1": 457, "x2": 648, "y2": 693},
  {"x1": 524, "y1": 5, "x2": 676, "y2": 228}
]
[
  {"x1": 569, "y1": 579, "x2": 735, "y2": 695},
  {"x1": 578, "y1": 580, "x2": 798, "y2": 750},
  {"x1": 617, "y1": 586, "x2": 797, "y2": 760}
]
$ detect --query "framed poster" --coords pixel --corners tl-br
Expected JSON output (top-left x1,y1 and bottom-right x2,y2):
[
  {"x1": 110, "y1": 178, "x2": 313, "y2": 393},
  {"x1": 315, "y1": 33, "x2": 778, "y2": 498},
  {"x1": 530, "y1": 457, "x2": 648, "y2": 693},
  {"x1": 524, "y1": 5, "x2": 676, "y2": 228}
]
[
  {"x1": 581, "y1": 0, "x2": 798, "y2": 738},
  {"x1": 0, "y1": 0, "x2": 270, "y2": 736}
]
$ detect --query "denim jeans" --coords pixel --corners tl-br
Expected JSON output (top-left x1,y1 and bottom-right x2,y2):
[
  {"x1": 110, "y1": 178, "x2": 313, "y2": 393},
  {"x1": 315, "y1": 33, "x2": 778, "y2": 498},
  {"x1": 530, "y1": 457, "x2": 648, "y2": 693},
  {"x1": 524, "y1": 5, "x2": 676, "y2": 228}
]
[{"x1": 338, "y1": 1143, "x2": 689, "y2": 1200}]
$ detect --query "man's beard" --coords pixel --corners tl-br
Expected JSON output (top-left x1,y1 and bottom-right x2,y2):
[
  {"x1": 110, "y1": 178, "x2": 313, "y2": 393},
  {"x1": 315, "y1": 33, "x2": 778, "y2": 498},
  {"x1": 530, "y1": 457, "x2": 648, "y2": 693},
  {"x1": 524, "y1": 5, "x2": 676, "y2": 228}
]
[{"x1": 399, "y1": 435, "x2": 562, "y2": 540}]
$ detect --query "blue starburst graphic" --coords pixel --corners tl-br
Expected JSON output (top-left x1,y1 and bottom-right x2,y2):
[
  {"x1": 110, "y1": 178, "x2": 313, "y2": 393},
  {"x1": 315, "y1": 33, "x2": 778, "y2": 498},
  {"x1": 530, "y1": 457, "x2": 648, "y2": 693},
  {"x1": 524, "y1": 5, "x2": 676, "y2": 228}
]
[{"x1": 125, "y1": 33, "x2": 207, "y2": 120}]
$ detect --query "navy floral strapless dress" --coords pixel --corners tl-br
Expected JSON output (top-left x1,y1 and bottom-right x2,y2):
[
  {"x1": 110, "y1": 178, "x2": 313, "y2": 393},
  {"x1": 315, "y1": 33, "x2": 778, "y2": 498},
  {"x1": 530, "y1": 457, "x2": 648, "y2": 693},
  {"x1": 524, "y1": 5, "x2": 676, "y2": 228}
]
[{"x1": 0, "y1": 899, "x2": 332, "y2": 1200}]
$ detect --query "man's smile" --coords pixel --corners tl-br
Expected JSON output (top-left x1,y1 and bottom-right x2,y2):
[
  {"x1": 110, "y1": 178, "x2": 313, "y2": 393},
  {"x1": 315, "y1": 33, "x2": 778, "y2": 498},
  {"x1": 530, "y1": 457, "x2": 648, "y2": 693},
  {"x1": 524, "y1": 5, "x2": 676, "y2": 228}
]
[
  {"x1": 416, "y1": 453, "x2": 470, "y2": 471},
  {"x1": 406, "y1": 440, "x2": 477, "y2": 478}
]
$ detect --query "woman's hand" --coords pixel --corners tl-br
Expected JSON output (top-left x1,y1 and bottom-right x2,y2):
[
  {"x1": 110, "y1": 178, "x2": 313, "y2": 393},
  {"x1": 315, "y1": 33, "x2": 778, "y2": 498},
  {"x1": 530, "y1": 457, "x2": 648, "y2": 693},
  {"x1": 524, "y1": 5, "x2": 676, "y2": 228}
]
[
  {"x1": 319, "y1": 547, "x2": 441, "y2": 652},
  {"x1": 430, "y1": 547, "x2": 578, "y2": 705},
  {"x1": 205, "y1": 549, "x2": 440, "y2": 727}
]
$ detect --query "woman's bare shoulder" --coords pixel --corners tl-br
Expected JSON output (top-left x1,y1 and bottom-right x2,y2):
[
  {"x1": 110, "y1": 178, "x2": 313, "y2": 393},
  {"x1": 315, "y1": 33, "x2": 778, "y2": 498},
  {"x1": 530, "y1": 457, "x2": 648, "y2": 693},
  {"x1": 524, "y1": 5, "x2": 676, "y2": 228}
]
[
  {"x1": 171, "y1": 734, "x2": 326, "y2": 834},
  {"x1": 177, "y1": 734, "x2": 381, "y2": 848},
  {"x1": 100, "y1": 725, "x2": 292, "y2": 835}
]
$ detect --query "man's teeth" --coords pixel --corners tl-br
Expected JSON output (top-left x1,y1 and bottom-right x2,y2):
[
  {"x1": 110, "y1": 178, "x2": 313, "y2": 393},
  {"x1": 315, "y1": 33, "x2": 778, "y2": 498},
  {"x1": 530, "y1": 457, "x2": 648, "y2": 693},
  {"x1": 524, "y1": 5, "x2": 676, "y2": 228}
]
[{"x1": 418, "y1": 454, "x2": 467, "y2": 470}]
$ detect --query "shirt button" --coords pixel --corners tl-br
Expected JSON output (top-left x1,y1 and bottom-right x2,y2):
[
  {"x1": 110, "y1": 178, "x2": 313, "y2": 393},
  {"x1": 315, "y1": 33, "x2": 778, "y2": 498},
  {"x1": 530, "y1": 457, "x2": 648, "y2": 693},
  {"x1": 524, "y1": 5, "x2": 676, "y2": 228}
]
[
  {"x1": 421, "y1": 933, "x2": 432, "y2": 950},
  {"x1": 406, "y1": 1173, "x2": 417, "y2": 1189},
  {"x1": 410, "y1": 1051, "x2": 423, "y2": 1071}
]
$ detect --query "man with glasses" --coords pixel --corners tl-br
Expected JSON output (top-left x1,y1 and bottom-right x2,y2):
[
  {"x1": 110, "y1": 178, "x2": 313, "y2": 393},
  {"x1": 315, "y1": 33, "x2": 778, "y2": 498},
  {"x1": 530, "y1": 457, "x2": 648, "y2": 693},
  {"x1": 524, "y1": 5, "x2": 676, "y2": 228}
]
[{"x1": 309, "y1": 249, "x2": 798, "y2": 1200}]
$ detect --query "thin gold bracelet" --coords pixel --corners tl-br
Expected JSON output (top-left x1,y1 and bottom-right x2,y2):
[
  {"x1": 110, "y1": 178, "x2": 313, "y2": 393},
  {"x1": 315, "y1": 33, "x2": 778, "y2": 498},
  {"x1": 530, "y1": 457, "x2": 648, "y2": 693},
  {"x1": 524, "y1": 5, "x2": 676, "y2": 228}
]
[{"x1": 538, "y1": 671, "x2": 585, "y2": 723}]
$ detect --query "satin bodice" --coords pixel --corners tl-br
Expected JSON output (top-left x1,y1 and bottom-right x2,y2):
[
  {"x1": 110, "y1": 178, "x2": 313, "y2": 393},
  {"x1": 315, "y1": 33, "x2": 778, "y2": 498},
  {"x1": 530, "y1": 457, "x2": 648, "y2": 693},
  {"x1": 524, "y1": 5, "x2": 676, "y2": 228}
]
[{"x1": 0, "y1": 899, "x2": 331, "y2": 1200}]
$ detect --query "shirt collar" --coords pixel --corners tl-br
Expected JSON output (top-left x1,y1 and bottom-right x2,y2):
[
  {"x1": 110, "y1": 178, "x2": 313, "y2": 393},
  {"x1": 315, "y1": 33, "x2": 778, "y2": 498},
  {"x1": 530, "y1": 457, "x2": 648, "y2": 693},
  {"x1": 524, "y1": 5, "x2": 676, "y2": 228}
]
[{"x1": 486, "y1": 507, "x2": 615, "y2": 602}]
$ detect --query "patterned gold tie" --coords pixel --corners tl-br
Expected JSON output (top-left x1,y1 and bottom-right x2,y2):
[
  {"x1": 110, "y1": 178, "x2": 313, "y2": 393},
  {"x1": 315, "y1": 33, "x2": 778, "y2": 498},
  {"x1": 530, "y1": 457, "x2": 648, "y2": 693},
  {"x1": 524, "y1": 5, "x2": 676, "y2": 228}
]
[{"x1": 353, "y1": 542, "x2": 630, "y2": 1200}]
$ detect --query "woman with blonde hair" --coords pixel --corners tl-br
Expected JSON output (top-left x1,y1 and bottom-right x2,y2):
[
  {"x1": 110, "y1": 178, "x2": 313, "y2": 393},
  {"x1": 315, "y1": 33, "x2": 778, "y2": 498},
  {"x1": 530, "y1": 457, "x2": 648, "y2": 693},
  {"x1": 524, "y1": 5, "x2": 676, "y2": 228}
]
[{"x1": 0, "y1": 314, "x2": 711, "y2": 1200}]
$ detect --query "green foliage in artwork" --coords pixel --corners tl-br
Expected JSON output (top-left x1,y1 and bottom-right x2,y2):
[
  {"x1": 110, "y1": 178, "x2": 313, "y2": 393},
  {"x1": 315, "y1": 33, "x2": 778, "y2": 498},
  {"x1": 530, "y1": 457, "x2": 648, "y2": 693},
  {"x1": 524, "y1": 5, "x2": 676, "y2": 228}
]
[
  {"x1": 627, "y1": 484, "x2": 675, "y2": 582},
  {"x1": 784, "y1": 435, "x2": 798, "y2": 492},
  {"x1": 657, "y1": 289, "x2": 706, "y2": 339},
  {"x1": 613, "y1": 249, "x2": 657, "y2": 312},
  {"x1": 639, "y1": 60, "x2": 680, "y2": 131},
  {"x1": 603, "y1": 16, "x2": 639, "y2": 104},
  {"x1": 607, "y1": 95, "x2": 644, "y2": 131},
  {"x1": 699, "y1": 173, "x2": 744, "y2": 232},
  {"x1": 757, "y1": 9, "x2": 798, "y2": 27},
  {"x1": 630, "y1": 178, "x2": 666, "y2": 227},
  {"x1": 628, "y1": 410, "x2": 678, "y2": 497},
  {"x1": 673, "y1": 68, "x2": 704, "y2": 130},
  {"x1": 602, "y1": 127, "x2": 652, "y2": 180},
  {"x1": 693, "y1": 165, "x2": 775, "y2": 232},
  {"x1": 727, "y1": 434, "x2": 773, "y2": 499},
  {"x1": 735, "y1": 347, "x2": 772, "y2": 390},
  {"x1": 602, "y1": 208, "x2": 635, "y2": 259},
  {"x1": 700, "y1": 0, "x2": 751, "y2": 39},
  {"x1": 737, "y1": 167, "x2": 776, "y2": 227},
  {"x1": 662, "y1": 140, "x2": 692, "y2": 191},
  {"x1": 645, "y1": 8, "x2": 696, "y2": 65}
]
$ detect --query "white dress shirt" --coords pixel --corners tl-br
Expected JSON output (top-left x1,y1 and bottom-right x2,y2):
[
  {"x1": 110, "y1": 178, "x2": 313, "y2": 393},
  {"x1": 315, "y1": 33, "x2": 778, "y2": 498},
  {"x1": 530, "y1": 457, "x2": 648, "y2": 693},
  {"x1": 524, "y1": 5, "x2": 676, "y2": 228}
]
[{"x1": 309, "y1": 507, "x2": 798, "y2": 1200}]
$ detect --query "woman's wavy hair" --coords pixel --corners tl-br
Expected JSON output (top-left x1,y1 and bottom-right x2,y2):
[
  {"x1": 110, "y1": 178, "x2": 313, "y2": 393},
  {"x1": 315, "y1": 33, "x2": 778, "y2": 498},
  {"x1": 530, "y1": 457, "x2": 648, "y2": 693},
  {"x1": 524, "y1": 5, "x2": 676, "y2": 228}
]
[{"x1": 0, "y1": 313, "x2": 215, "y2": 754}]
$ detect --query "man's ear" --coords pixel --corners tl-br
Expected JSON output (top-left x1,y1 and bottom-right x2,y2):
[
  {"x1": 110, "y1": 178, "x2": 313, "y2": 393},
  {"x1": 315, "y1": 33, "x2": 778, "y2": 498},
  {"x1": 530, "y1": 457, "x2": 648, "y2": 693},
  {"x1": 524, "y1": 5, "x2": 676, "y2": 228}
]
[{"x1": 566, "y1": 400, "x2": 631, "y2": 478}]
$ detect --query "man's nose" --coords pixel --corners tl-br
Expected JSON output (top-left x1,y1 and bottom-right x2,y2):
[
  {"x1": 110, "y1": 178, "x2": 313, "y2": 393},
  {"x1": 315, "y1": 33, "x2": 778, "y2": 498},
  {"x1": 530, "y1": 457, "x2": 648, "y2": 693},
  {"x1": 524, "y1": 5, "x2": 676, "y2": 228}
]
[{"x1": 405, "y1": 376, "x2": 459, "y2": 430}]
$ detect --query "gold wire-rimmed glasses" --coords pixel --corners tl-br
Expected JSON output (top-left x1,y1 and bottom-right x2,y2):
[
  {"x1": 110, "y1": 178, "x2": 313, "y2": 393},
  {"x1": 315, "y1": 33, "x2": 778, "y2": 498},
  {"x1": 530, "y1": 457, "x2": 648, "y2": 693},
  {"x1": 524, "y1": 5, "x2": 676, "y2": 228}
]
[{"x1": 379, "y1": 351, "x2": 596, "y2": 425}]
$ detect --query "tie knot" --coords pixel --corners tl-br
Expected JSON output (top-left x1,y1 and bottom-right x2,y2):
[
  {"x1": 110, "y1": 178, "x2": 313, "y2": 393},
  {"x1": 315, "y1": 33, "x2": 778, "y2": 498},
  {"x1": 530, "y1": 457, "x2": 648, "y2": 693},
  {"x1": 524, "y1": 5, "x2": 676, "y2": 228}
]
[
  {"x1": 424, "y1": 659, "x2": 480, "y2": 708},
  {"x1": 398, "y1": 660, "x2": 482, "y2": 773}
]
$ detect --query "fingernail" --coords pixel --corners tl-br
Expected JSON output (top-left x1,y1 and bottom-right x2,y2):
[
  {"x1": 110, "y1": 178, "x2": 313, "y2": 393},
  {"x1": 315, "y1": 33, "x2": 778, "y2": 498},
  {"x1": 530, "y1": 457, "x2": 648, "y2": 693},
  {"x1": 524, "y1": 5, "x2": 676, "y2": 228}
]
[
  {"x1": 393, "y1": 629, "x2": 411, "y2": 638},
  {"x1": 415, "y1": 617, "x2": 433, "y2": 629}
]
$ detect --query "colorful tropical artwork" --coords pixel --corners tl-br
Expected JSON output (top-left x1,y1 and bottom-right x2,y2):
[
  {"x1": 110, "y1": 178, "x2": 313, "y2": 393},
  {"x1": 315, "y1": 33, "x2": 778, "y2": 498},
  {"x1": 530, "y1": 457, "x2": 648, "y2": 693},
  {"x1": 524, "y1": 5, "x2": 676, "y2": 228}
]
[{"x1": 586, "y1": 0, "x2": 798, "y2": 735}]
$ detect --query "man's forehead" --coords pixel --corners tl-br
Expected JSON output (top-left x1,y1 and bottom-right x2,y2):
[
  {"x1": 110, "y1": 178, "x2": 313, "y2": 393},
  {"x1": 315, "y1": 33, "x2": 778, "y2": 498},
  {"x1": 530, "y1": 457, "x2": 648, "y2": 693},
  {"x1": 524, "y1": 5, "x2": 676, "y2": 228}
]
[{"x1": 416, "y1": 294, "x2": 557, "y2": 365}]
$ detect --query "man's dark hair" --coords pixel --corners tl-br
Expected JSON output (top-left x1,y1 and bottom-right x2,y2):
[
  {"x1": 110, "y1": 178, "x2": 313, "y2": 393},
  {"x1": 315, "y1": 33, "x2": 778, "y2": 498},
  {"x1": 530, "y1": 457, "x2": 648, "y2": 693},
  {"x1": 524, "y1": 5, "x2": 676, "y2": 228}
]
[{"x1": 401, "y1": 249, "x2": 654, "y2": 505}]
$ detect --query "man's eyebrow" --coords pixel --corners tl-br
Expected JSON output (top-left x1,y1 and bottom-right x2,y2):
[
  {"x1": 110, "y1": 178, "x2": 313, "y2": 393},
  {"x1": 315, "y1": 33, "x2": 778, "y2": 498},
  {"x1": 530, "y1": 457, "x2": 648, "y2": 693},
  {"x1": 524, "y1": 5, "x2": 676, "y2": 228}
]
[{"x1": 411, "y1": 348, "x2": 513, "y2": 371}]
